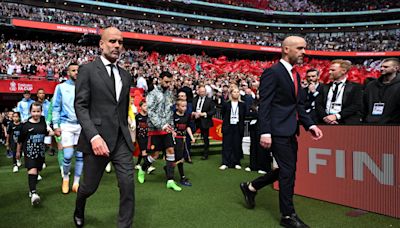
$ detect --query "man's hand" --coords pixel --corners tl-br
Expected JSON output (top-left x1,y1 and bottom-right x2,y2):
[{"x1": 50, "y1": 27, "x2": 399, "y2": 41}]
[
  {"x1": 323, "y1": 115, "x2": 338, "y2": 125},
  {"x1": 54, "y1": 128, "x2": 62, "y2": 137},
  {"x1": 192, "y1": 112, "x2": 200, "y2": 119},
  {"x1": 308, "y1": 83, "x2": 316, "y2": 93},
  {"x1": 91, "y1": 136, "x2": 110, "y2": 157},
  {"x1": 260, "y1": 135, "x2": 272, "y2": 149},
  {"x1": 309, "y1": 126, "x2": 323, "y2": 140}
]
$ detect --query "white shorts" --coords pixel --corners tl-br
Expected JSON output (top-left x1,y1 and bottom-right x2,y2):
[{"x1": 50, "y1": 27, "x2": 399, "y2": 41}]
[{"x1": 60, "y1": 123, "x2": 82, "y2": 147}]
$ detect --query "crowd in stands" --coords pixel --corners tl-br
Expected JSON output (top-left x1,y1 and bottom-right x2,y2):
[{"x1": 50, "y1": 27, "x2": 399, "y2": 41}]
[
  {"x1": 0, "y1": 36, "x2": 399, "y2": 127},
  {"x1": 0, "y1": 39, "x2": 383, "y2": 85},
  {"x1": 1, "y1": 3, "x2": 399, "y2": 52},
  {"x1": 206, "y1": 0, "x2": 400, "y2": 12}
]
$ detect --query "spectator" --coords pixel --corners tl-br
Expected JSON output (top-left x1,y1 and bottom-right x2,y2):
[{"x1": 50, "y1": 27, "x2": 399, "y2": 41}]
[
  {"x1": 192, "y1": 86, "x2": 216, "y2": 160},
  {"x1": 316, "y1": 60, "x2": 363, "y2": 124},
  {"x1": 219, "y1": 86, "x2": 245, "y2": 170},
  {"x1": 363, "y1": 58, "x2": 400, "y2": 124},
  {"x1": 304, "y1": 68, "x2": 322, "y2": 123}
]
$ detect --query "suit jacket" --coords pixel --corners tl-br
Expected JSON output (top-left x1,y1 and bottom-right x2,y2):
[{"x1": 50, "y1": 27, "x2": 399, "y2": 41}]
[
  {"x1": 75, "y1": 57, "x2": 135, "y2": 154},
  {"x1": 192, "y1": 96, "x2": 216, "y2": 129},
  {"x1": 315, "y1": 81, "x2": 362, "y2": 125},
  {"x1": 259, "y1": 62, "x2": 314, "y2": 137},
  {"x1": 221, "y1": 101, "x2": 245, "y2": 137},
  {"x1": 304, "y1": 83, "x2": 323, "y2": 122}
]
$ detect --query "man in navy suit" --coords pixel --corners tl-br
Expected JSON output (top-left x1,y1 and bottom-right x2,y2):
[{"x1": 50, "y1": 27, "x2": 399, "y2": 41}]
[{"x1": 240, "y1": 36, "x2": 323, "y2": 228}]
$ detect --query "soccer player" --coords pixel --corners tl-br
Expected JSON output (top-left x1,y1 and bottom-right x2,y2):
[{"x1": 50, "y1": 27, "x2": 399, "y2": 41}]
[
  {"x1": 52, "y1": 62, "x2": 83, "y2": 194},
  {"x1": 138, "y1": 71, "x2": 182, "y2": 191}
]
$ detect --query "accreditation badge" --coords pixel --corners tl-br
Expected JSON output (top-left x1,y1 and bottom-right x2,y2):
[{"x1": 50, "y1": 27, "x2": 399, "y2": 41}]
[
  {"x1": 372, "y1": 103, "x2": 385, "y2": 116},
  {"x1": 329, "y1": 102, "x2": 342, "y2": 114}
]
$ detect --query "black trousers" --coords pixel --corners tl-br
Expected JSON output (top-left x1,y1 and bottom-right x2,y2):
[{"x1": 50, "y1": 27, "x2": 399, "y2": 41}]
[
  {"x1": 221, "y1": 124, "x2": 243, "y2": 167},
  {"x1": 251, "y1": 135, "x2": 297, "y2": 216},
  {"x1": 75, "y1": 132, "x2": 135, "y2": 228},
  {"x1": 200, "y1": 127, "x2": 210, "y2": 157},
  {"x1": 249, "y1": 125, "x2": 270, "y2": 172}
]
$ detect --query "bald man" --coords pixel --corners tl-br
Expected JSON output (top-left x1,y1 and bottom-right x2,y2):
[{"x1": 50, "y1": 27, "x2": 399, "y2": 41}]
[
  {"x1": 74, "y1": 27, "x2": 135, "y2": 228},
  {"x1": 240, "y1": 36, "x2": 323, "y2": 228}
]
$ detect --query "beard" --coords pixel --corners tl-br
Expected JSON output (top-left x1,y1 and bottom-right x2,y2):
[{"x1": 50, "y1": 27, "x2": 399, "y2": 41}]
[{"x1": 161, "y1": 85, "x2": 169, "y2": 91}]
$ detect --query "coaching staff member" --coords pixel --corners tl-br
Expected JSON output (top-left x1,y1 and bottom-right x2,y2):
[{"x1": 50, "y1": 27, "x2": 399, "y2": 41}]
[{"x1": 74, "y1": 27, "x2": 135, "y2": 228}]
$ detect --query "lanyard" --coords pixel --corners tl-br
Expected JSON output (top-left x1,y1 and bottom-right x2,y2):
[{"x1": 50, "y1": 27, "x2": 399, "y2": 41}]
[{"x1": 231, "y1": 103, "x2": 239, "y2": 116}]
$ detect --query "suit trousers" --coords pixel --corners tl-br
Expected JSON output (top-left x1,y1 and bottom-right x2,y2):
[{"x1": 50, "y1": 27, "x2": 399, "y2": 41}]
[
  {"x1": 200, "y1": 127, "x2": 210, "y2": 157},
  {"x1": 251, "y1": 135, "x2": 297, "y2": 216},
  {"x1": 249, "y1": 125, "x2": 271, "y2": 172},
  {"x1": 76, "y1": 130, "x2": 135, "y2": 228}
]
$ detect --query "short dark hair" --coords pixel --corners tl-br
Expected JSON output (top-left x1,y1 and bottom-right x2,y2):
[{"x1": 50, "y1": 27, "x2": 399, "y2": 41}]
[
  {"x1": 13, "y1": 112, "x2": 20, "y2": 118},
  {"x1": 37, "y1": 88, "x2": 45, "y2": 93},
  {"x1": 29, "y1": 101, "x2": 42, "y2": 112},
  {"x1": 23, "y1": 90, "x2": 30, "y2": 95},
  {"x1": 160, "y1": 71, "x2": 173, "y2": 79},
  {"x1": 68, "y1": 62, "x2": 79, "y2": 68},
  {"x1": 306, "y1": 68, "x2": 319, "y2": 76}
]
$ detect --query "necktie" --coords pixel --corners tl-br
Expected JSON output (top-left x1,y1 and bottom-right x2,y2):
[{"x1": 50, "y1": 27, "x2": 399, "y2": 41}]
[
  {"x1": 331, "y1": 82, "x2": 342, "y2": 103},
  {"x1": 198, "y1": 97, "x2": 203, "y2": 111},
  {"x1": 108, "y1": 64, "x2": 116, "y2": 95},
  {"x1": 291, "y1": 68, "x2": 298, "y2": 96}
]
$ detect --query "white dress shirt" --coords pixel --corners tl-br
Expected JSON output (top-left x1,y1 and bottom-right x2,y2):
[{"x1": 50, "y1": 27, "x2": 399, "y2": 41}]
[
  {"x1": 325, "y1": 78, "x2": 347, "y2": 119},
  {"x1": 196, "y1": 96, "x2": 206, "y2": 113},
  {"x1": 280, "y1": 59, "x2": 294, "y2": 81},
  {"x1": 100, "y1": 56, "x2": 122, "y2": 102}
]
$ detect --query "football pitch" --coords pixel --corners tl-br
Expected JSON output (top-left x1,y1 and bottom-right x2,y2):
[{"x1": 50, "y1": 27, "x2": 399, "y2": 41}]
[{"x1": 0, "y1": 146, "x2": 398, "y2": 228}]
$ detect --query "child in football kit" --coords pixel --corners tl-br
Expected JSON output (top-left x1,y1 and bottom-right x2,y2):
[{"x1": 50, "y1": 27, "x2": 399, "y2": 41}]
[
  {"x1": 173, "y1": 99, "x2": 195, "y2": 186},
  {"x1": 6, "y1": 112, "x2": 22, "y2": 173},
  {"x1": 17, "y1": 102, "x2": 54, "y2": 206},
  {"x1": 135, "y1": 101, "x2": 148, "y2": 169}
]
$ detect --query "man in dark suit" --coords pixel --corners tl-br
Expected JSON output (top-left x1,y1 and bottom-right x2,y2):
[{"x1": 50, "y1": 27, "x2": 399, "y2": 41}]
[
  {"x1": 240, "y1": 36, "x2": 323, "y2": 228},
  {"x1": 315, "y1": 59, "x2": 362, "y2": 125},
  {"x1": 74, "y1": 27, "x2": 135, "y2": 228},
  {"x1": 304, "y1": 68, "x2": 323, "y2": 123},
  {"x1": 192, "y1": 85, "x2": 216, "y2": 160}
]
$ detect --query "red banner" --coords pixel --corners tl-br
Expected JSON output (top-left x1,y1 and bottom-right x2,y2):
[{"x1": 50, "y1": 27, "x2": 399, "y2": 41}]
[
  {"x1": 11, "y1": 19, "x2": 400, "y2": 57},
  {"x1": 210, "y1": 118, "x2": 223, "y2": 141},
  {"x1": 282, "y1": 126, "x2": 400, "y2": 218},
  {"x1": 0, "y1": 79, "x2": 58, "y2": 94}
]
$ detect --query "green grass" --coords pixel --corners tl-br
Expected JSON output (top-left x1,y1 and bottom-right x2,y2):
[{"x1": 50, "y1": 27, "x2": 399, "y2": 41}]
[{"x1": 0, "y1": 146, "x2": 398, "y2": 228}]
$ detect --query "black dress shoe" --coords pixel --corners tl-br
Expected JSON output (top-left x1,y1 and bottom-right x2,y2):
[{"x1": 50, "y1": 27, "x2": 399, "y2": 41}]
[
  {"x1": 280, "y1": 214, "x2": 309, "y2": 228},
  {"x1": 74, "y1": 210, "x2": 84, "y2": 227},
  {"x1": 239, "y1": 182, "x2": 256, "y2": 209}
]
